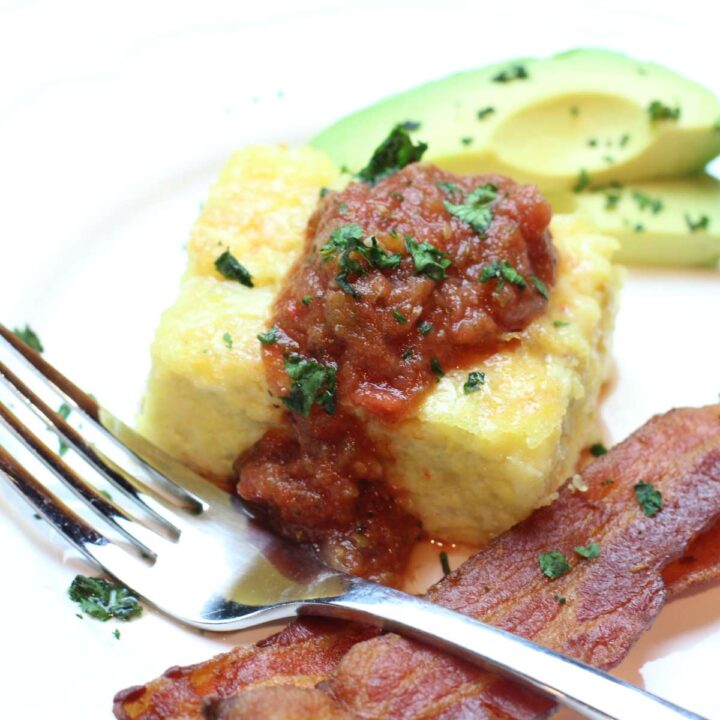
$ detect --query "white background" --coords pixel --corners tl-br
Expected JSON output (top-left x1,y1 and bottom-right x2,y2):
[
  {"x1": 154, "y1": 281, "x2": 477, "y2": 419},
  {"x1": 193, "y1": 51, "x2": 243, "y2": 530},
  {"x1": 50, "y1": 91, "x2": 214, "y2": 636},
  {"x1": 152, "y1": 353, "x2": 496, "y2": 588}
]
[{"x1": 1, "y1": 1, "x2": 720, "y2": 718}]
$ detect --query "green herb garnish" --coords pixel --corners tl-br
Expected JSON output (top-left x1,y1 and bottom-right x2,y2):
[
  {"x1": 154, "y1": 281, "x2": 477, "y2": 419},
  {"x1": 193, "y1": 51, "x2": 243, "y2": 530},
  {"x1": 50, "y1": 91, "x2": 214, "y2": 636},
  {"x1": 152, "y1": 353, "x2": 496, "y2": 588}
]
[
  {"x1": 632, "y1": 191, "x2": 663, "y2": 214},
  {"x1": 539, "y1": 551, "x2": 571, "y2": 580},
  {"x1": 392, "y1": 308, "x2": 408, "y2": 324},
  {"x1": 401, "y1": 120, "x2": 421, "y2": 131},
  {"x1": 634, "y1": 482, "x2": 663, "y2": 517},
  {"x1": 68, "y1": 576, "x2": 143, "y2": 622},
  {"x1": 418, "y1": 321, "x2": 433, "y2": 336},
  {"x1": 222, "y1": 332, "x2": 233, "y2": 349},
  {"x1": 405, "y1": 236, "x2": 452, "y2": 281},
  {"x1": 647, "y1": 100, "x2": 680, "y2": 122},
  {"x1": 477, "y1": 106, "x2": 495, "y2": 120},
  {"x1": 439, "y1": 551, "x2": 451, "y2": 576},
  {"x1": 463, "y1": 371, "x2": 485, "y2": 395},
  {"x1": 215, "y1": 250, "x2": 254, "y2": 288},
  {"x1": 13, "y1": 325, "x2": 44, "y2": 353},
  {"x1": 553, "y1": 320, "x2": 570, "y2": 328},
  {"x1": 479, "y1": 260, "x2": 526, "y2": 290},
  {"x1": 554, "y1": 594, "x2": 567, "y2": 605},
  {"x1": 460, "y1": 136, "x2": 473, "y2": 146},
  {"x1": 430, "y1": 357, "x2": 444, "y2": 378},
  {"x1": 436, "y1": 181, "x2": 461, "y2": 198},
  {"x1": 113, "y1": 629, "x2": 121, "y2": 640},
  {"x1": 574, "y1": 543, "x2": 601, "y2": 560},
  {"x1": 257, "y1": 326, "x2": 279, "y2": 345},
  {"x1": 401, "y1": 347, "x2": 415, "y2": 361},
  {"x1": 530, "y1": 276, "x2": 549, "y2": 300},
  {"x1": 492, "y1": 64, "x2": 529, "y2": 83},
  {"x1": 302, "y1": 295, "x2": 313, "y2": 305},
  {"x1": 357, "y1": 125, "x2": 428, "y2": 184},
  {"x1": 685, "y1": 214, "x2": 710, "y2": 233},
  {"x1": 589, "y1": 443, "x2": 608, "y2": 457},
  {"x1": 573, "y1": 169, "x2": 591, "y2": 193},
  {"x1": 444, "y1": 183, "x2": 498, "y2": 235},
  {"x1": 282, "y1": 356, "x2": 337, "y2": 417},
  {"x1": 319, "y1": 187, "x2": 330, "y2": 198}
]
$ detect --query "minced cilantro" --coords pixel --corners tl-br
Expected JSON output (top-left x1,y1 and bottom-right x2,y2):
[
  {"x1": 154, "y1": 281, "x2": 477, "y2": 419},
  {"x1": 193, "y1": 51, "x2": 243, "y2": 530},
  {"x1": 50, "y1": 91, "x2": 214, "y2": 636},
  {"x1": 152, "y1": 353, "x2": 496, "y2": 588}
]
[
  {"x1": 589, "y1": 443, "x2": 608, "y2": 457},
  {"x1": 634, "y1": 482, "x2": 663, "y2": 517},
  {"x1": 685, "y1": 214, "x2": 710, "y2": 233},
  {"x1": 68, "y1": 575, "x2": 143, "y2": 622},
  {"x1": 539, "y1": 551, "x2": 571, "y2": 580},
  {"x1": 444, "y1": 184, "x2": 498, "y2": 235},
  {"x1": 554, "y1": 594, "x2": 567, "y2": 605},
  {"x1": 282, "y1": 355, "x2": 337, "y2": 417},
  {"x1": 401, "y1": 347, "x2": 415, "y2": 361},
  {"x1": 392, "y1": 308, "x2": 408, "y2": 324},
  {"x1": 530, "y1": 276, "x2": 549, "y2": 300},
  {"x1": 405, "y1": 236, "x2": 451, "y2": 281},
  {"x1": 257, "y1": 326, "x2": 279, "y2": 344},
  {"x1": 13, "y1": 325, "x2": 44, "y2": 353},
  {"x1": 222, "y1": 332, "x2": 233, "y2": 349},
  {"x1": 215, "y1": 250, "x2": 254, "y2": 288},
  {"x1": 430, "y1": 357, "x2": 444, "y2": 378},
  {"x1": 439, "y1": 551, "x2": 451, "y2": 576},
  {"x1": 460, "y1": 136, "x2": 474, "y2": 146},
  {"x1": 357, "y1": 125, "x2": 428, "y2": 184},
  {"x1": 418, "y1": 321, "x2": 433, "y2": 336},
  {"x1": 632, "y1": 191, "x2": 663, "y2": 214},
  {"x1": 401, "y1": 120, "x2": 421, "y2": 131},
  {"x1": 463, "y1": 371, "x2": 485, "y2": 395},
  {"x1": 553, "y1": 320, "x2": 570, "y2": 328},
  {"x1": 647, "y1": 100, "x2": 680, "y2": 122},
  {"x1": 574, "y1": 543, "x2": 601, "y2": 560},
  {"x1": 479, "y1": 260, "x2": 526, "y2": 290},
  {"x1": 492, "y1": 64, "x2": 529, "y2": 83},
  {"x1": 477, "y1": 106, "x2": 495, "y2": 120},
  {"x1": 302, "y1": 295, "x2": 313, "y2": 305},
  {"x1": 573, "y1": 169, "x2": 591, "y2": 193}
]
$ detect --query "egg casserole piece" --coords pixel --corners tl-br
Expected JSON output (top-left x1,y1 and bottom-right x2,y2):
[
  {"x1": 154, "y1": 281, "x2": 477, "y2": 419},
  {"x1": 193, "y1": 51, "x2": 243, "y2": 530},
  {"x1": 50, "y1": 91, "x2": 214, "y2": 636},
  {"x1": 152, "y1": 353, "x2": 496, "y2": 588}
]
[{"x1": 138, "y1": 145, "x2": 622, "y2": 543}]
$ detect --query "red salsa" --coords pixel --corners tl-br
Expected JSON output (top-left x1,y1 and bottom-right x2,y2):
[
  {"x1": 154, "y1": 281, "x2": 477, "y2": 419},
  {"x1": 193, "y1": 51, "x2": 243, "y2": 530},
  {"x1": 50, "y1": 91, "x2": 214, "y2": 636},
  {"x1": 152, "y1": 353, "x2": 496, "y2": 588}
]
[{"x1": 237, "y1": 161, "x2": 555, "y2": 584}]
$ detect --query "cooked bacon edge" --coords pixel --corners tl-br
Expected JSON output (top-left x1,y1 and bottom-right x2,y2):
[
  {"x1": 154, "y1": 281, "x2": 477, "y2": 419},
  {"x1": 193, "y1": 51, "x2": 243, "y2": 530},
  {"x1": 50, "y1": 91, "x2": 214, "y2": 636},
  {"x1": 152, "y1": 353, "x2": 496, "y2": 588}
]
[{"x1": 114, "y1": 405, "x2": 720, "y2": 720}]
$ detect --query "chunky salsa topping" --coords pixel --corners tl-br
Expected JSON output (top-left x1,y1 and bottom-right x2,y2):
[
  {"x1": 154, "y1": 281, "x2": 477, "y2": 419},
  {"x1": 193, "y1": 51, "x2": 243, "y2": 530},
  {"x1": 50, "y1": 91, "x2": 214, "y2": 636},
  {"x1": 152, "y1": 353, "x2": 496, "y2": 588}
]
[{"x1": 237, "y1": 155, "x2": 555, "y2": 584}]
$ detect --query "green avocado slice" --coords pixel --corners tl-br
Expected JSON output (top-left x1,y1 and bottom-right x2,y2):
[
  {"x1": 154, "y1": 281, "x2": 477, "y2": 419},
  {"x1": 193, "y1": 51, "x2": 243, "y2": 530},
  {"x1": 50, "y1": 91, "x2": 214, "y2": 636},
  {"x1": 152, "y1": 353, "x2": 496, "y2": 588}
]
[
  {"x1": 548, "y1": 174, "x2": 720, "y2": 267},
  {"x1": 310, "y1": 49, "x2": 720, "y2": 192}
]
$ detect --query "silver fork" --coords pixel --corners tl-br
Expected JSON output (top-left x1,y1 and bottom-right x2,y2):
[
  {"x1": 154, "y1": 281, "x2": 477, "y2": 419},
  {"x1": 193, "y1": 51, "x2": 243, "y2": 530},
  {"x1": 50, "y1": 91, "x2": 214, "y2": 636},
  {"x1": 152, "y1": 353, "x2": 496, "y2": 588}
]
[{"x1": 0, "y1": 323, "x2": 705, "y2": 720}]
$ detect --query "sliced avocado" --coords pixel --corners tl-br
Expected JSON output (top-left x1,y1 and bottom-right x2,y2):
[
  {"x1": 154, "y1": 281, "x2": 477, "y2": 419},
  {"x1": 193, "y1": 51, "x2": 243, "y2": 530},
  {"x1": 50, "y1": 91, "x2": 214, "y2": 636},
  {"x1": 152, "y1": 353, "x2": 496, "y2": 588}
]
[
  {"x1": 311, "y1": 49, "x2": 720, "y2": 191},
  {"x1": 547, "y1": 174, "x2": 720, "y2": 267}
]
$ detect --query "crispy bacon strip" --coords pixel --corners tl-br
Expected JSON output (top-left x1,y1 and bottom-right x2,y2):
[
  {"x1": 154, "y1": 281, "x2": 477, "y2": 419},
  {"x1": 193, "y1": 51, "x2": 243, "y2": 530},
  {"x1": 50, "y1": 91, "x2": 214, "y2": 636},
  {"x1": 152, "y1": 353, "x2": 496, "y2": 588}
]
[{"x1": 114, "y1": 406, "x2": 720, "y2": 720}]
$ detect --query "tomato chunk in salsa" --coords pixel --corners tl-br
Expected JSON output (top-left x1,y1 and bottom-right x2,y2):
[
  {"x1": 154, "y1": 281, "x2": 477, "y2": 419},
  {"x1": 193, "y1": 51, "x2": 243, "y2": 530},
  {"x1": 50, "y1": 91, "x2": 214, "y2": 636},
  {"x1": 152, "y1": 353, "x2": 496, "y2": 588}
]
[{"x1": 237, "y1": 163, "x2": 555, "y2": 584}]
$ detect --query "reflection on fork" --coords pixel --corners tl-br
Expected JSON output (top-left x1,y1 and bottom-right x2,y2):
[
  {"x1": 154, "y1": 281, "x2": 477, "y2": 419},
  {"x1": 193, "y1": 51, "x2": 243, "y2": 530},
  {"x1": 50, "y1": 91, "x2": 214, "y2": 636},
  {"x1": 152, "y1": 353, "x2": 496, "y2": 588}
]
[{"x1": 0, "y1": 323, "x2": 705, "y2": 720}]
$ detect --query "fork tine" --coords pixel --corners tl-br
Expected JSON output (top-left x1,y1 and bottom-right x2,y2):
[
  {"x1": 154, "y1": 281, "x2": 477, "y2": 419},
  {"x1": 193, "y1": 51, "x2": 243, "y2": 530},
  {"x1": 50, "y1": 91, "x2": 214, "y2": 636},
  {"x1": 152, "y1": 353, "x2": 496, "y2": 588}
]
[
  {"x1": 0, "y1": 444, "x2": 155, "y2": 597},
  {"x1": 0, "y1": 400, "x2": 157, "y2": 561},
  {"x1": 0, "y1": 358, "x2": 182, "y2": 541},
  {"x1": 0, "y1": 324, "x2": 205, "y2": 514}
]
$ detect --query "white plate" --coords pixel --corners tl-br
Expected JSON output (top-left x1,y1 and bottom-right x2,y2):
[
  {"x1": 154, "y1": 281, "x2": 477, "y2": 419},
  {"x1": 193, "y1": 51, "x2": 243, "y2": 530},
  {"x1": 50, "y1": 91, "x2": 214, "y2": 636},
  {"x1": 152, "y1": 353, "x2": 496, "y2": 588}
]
[{"x1": 1, "y1": 2, "x2": 720, "y2": 718}]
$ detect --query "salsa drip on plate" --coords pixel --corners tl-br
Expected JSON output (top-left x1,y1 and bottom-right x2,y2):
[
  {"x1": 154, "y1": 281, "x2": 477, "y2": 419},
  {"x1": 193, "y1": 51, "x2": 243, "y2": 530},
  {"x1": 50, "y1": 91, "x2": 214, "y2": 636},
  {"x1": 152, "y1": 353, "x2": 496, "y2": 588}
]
[{"x1": 237, "y1": 158, "x2": 555, "y2": 584}]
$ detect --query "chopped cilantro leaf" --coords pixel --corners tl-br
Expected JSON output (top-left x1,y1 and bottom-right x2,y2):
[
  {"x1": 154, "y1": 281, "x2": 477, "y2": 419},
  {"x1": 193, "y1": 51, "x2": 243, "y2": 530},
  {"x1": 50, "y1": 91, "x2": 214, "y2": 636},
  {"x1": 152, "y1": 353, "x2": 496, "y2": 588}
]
[
  {"x1": 401, "y1": 119, "x2": 421, "y2": 131},
  {"x1": 366, "y1": 237, "x2": 402, "y2": 270},
  {"x1": 392, "y1": 308, "x2": 408, "y2": 324},
  {"x1": 436, "y1": 181, "x2": 461, "y2": 198},
  {"x1": 405, "y1": 236, "x2": 451, "y2": 281},
  {"x1": 13, "y1": 325, "x2": 44, "y2": 353},
  {"x1": 444, "y1": 183, "x2": 498, "y2": 235},
  {"x1": 282, "y1": 356, "x2": 337, "y2": 417},
  {"x1": 553, "y1": 320, "x2": 570, "y2": 328},
  {"x1": 539, "y1": 551, "x2": 571, "y2": 580},
  {"x1": 477, "y1": 106, "x2": 495, "y2": 120},
  {"x1": 113, "y1": 628, "x2": 121, "y2": 640},
  {"x1": 68, "y1": 575, "x2": 143, "y2": 622},
  {"x1": 391, "y1": 191, "x2": 405, "y2": 202},
  {"x1": 418, "y1": 321, "x2": 433, "y2": 336},
  {"x1": 460, "y1": 136, "x2": 473, "y2": 146},
  {"x1": 570, "y1": 105, "x2": 579, "y2": 116},
  {"x1": 479, "y1": 260, "x2": 526, "y2": 290},
  {"x1": 492, "y1": 64, "x2": 529, "y2": 83},
  {"x1": 647, "y1": 100, "x2": 680, "y2": 122},
  {"x1": 573, "y1": 169, "x2": 591, "y2": 193},
  {"x1": 335, "y1": 272, "x2": 361, "y2": 298},
  {"x1": 554, "y1": 594, "x2": 567, "y2": 605},
  {"x1": 574, "y1": 542, "x2": 601, "y2": 559},
  {"x1": 619, "y1": 133, "x2": 631, "y2": 147},
  {"x1": 632, "y1": 191, "x2": 663, "y2": 214},
  {"x1": 439, "y1": 551, "x2": 451, "y2": 576},
  {"x1": 430, "y1": 357, "x2": 444, "y2": 378},
  {"x1": 601, "y1": 478, "x2": 615, "y2": 487},
  {"x1": 357, "y1": 125, "x2": 428, "y2": 184},
  {"x1": 463, "y1": 371, "x2": 485, "y2": 394},
  {"x1": 222, "y1": 332, "x2": 233, "y2": 349},
  {"x1": 401, "y1": 346, "x2": 415, "y2": 361},
  {"x1": 319, "y1": 187, "x2": 330, "y2": 198},
  {"x1": 215, "y1": 250, "x2": 254, "y2": 287},
  {"x1": 634, "y1": 482, "x2": 663, "y2": 517},
  {"x1": 257, "y1": 326, "x2": 279, "y2": 345},
  {"x1": 685, "y1": 214, "x2": 710, "y2": 233},
  {"x1": 302, "y1": 295, "x2": 313, "y2": 305},
  {"x1": 530, "y1": 276, "x2": 549, "y2": 300},
  {"x1": 589, "y1": 443, "x2": 608, "y2": 457}
]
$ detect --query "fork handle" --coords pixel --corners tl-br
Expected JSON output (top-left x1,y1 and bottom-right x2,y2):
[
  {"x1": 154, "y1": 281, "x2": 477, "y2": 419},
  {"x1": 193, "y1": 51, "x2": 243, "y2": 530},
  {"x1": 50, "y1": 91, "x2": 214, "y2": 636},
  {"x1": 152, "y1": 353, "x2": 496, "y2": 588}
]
[{"x1": 299, "y1": 580, "x2": 704, "y2": 720}]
